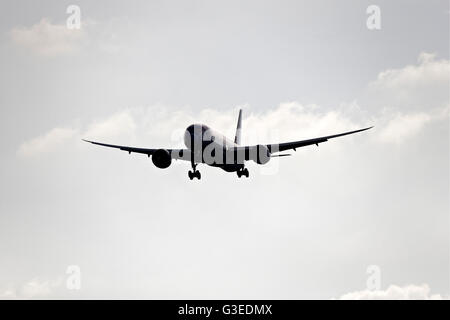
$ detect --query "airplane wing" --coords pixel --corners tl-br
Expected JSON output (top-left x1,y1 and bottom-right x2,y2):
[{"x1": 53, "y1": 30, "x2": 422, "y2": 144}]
[
  {"x1": 82, "y1": 139, "x2": 190, "y2": 160},
  {"x1": 266, "y1": 126, "x2": 373, "y2": 153},
  {"x1": 83, "y1": 126, "x2": 372, "y2": 161}
]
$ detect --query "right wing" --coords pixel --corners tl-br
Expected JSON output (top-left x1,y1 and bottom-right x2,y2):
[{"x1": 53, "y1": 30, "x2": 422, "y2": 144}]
[{"x1": 82, "y1": 139, "x2": 190, "y2": 161}]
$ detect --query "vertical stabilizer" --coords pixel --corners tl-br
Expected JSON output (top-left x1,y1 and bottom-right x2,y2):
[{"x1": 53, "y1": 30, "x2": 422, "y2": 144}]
[{"x1": 234, "y1": 109, "x2": 242, "y2": 145}]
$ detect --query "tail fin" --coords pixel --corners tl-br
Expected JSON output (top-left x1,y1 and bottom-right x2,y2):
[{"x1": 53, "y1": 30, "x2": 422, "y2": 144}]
[{"x1": 234, "y1": 109, "x2": 242, "y2": 145}]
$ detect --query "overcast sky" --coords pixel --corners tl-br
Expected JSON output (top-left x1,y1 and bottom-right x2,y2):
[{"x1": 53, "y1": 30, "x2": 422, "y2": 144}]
[{"x1": 0, "y1": 0, "x2": 448, "y2": 299}]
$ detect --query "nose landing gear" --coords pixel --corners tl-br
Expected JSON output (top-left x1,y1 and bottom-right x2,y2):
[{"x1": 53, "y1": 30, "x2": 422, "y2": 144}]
[
  {"x1": 237, "y1": 168, "x2": 249, "y2": 178},
  {"x1": 188, "y1": 163, "x2": 201, "y2": 180}
]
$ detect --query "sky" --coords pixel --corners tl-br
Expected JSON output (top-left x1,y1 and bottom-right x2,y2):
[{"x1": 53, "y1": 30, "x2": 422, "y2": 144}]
[{"x1": 0, "y1": 0, "x2": 449, "y2": 299}]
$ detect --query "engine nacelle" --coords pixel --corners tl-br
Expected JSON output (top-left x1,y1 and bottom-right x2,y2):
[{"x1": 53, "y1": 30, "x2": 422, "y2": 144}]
[
  {"x1": 252, "y1": 144, "x2": 271, "y2": 165},
  {"x1": 152, "y1": 149, "x2": 172, "y2": 169}
]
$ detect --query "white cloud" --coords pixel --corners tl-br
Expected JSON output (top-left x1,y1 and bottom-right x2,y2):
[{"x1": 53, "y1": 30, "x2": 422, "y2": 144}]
[
  {"x1": 21, "y1": 279, "x2": 54, "y2": 298},
  {"x1": 367, "y1": 52, "x2": 449, "y2": 113},
  {"x1": 244, "y1": 102, "x2": 359, "y2": 144},
  {"x1": 8, "y1": 17, "x2": 125, "y2": 57},
  {"x1": 370, "y1": 52, "x2": 449, "y2": 94},
  {"x1": 13, "y1": 101, "x2": 439, "y2": 157},
  {"x1": 232, "y1": 53, "x2": 449, "y2": 145},
  {"x1": 10, "y1": 18, "x2": 86, "y2": 56},
  {"x1": 0, "y1": 288, "x2": 17, "y2": 299},
  {"x1": 361, "y1": 52, "x2": 450, "y2": 143},
  {"x1": 374, "y1": 102, "x2": 449, "y2": 144},
  {"x1": 337, "y1": 284, "x2": 448, "y2": 300},
  {"x1": 17, "y1": 104, "x2": 363, "y2": 158},
  {"x1": 17, "y1": 110, "x2": 138, "y2": 157},
  {"x1": 0, "y1": 278, "x2": 62, "y2": 299},
  {"x1": 377, "y1": 111, "x2": 431, "y2": 144},
  {"x1": 18, "y1": 127, "x2": 78, "y2": 157},
  {"x1": 16, "y1": 53, "x2": 450, "y2": 156},
  {"x1": 83, "y1": 110, "x2": 136, "y2": 142},
  {"x1": 372, "y1": 52, "x2": 448, "y2": 92}
]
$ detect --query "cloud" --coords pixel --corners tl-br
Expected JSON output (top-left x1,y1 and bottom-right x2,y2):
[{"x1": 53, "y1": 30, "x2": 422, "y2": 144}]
[
  {"x1": 18, "y1": 127, "x2": 78, "y2": 157},
  {"x1": 17, "y1": 52, "x2": 450, "y2": 156},
  {"x1": 0, "y1": 278, "x2": 62, "y2": 299},
  {"x1": 366, "y1": 52, "x2": 449, "y2": 113},
  {"x1": 337, "y1": 284, "x2": 448, "y2": 300},
  {"x1": 10, "y1": 102, "x2": 434, "y2": 158},
  {"x1": 372, "y1": 52, "x2": 448, "y2": 92},
  {"x1": 377, "y1": 111, "x2": 431, "y2": 144},
  {"x1": 361, "y1": 52, "x2": 449, "y2": 143},
  {"x1": 16, "y1": 103, "x2": 365, "y2": 159},
  {"x1": 84, "y1": 110, "x2": 136, "y2": 142},
  {"x1": 8, "y1": 17, "x2": 125, "y2": 57},
  {"x1": 9, "y1": 18, "x2": 86, "y2": 56},
  {"x1": 17, "y1": 110, "x2": 138, "y2": 157}
]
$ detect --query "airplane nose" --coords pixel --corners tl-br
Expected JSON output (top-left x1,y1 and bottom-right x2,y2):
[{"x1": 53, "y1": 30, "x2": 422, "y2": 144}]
[
  {"x1": 184, "y1": 124, "x2": 205, "y2": 149},
  {"x1": 186, "y1": 124, "x2": 194, "y2": 133}
]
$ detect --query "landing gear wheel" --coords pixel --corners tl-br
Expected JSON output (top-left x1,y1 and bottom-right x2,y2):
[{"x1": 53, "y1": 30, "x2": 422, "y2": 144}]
[
  {"x1": 188, "y1": 169, "x2": 201, "y2": 180},
  {"x1": 237, "y1": 168, "x2": 249, "y2": 178}
]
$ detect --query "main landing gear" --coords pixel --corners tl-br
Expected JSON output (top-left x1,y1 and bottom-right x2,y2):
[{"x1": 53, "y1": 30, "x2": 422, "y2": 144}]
[
  {"x1": 237, "y1": 167, "x2": 249, "y2": 178},
  {"x1": 188, "y1": 163, "x2": 201, "y2": 180}
]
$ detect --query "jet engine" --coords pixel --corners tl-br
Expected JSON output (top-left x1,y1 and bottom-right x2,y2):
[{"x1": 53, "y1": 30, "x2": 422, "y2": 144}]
[{"x1": 152, "y1": 149, "x2": 172, "y2": 169}]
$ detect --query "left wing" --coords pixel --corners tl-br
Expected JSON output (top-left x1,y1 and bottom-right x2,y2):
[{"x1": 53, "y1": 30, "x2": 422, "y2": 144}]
[{"x1": 82, "y1": 139, "x2": 190, "y2": 160}]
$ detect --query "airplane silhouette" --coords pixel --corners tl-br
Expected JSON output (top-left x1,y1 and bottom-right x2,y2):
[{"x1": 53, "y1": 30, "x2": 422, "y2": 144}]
[{"x1": 83, "y1": 109, "x2": 372, "y2": 180}]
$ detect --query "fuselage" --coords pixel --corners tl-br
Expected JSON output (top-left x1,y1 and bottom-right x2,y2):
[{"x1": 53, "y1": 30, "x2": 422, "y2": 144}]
[
  {"x1": 183, "y1": 124, "x2": 243, "y2": 172},
  {"x1": 184, "y1": 124, "x2": 235, "y2": 149}
]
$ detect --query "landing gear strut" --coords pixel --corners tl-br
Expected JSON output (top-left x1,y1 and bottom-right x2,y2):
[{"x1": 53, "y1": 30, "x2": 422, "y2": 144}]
[
  {"x1": 237, "y1": 167, "x2": 249, "y2": 178},
  {"x1": 188, "y1": 163, "x2": 201, "y2": 180}
]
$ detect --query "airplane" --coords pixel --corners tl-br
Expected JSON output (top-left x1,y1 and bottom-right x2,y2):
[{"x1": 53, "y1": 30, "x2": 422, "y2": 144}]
[{"x1": 83, "y1": 109, "x2": 372, "y2": 180}]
